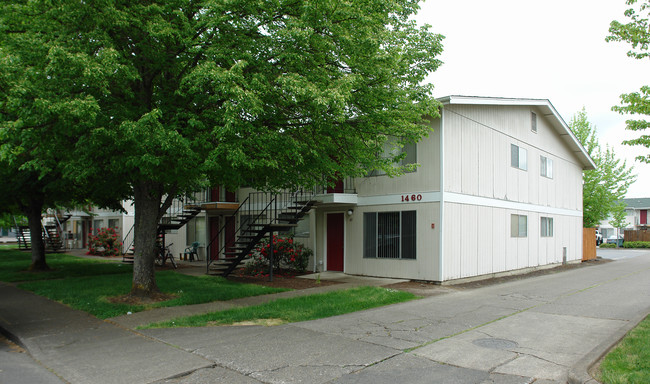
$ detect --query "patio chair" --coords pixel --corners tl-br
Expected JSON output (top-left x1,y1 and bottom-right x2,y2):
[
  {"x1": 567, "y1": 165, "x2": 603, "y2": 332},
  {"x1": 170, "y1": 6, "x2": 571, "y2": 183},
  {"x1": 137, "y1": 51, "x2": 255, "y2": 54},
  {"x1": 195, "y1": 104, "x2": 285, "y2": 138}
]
[{"x1": 183, "y1": 242, "x2": 200, "y2": 261}]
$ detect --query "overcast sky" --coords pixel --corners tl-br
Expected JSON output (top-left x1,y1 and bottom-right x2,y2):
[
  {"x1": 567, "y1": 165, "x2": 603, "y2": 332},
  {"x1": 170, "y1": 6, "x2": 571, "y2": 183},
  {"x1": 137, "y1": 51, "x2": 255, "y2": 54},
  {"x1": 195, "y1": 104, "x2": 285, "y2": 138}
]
[{"x1": 414, "y1": 0, "x2": 649, "y2": 198}]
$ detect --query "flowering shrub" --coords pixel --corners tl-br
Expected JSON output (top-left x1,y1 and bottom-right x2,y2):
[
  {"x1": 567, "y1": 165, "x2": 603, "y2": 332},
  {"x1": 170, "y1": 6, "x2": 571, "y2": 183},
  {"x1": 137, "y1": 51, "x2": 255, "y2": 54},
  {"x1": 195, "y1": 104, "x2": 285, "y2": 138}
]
[
  {"x1": 243, "y1": 235, "x2": 312, "y2": 276},
  {"x1": 87, "y1": 227, "x2": 122, "y2": 257}
]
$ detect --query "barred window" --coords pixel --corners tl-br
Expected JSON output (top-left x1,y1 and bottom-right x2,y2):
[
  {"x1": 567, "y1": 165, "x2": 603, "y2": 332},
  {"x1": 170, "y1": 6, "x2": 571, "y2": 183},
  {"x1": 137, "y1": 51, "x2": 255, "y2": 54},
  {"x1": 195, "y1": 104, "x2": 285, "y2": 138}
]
[{"x1": 364, "y1": 211, "x2": 416, "y2": 259}]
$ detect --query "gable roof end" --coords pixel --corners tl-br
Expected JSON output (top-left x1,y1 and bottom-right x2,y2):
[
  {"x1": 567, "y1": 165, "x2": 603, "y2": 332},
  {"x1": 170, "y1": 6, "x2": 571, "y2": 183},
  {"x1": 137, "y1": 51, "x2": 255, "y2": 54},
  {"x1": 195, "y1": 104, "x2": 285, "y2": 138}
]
[{"x1": 437, "y1": 95, "x2": 596, "y2": 171}]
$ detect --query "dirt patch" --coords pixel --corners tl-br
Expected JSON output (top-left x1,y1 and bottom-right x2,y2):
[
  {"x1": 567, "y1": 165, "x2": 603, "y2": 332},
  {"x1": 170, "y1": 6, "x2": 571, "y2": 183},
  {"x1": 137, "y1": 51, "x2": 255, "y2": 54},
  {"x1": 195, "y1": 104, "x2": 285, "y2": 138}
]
[
  {"x1": 226, "y1": 273, "x2": 340, "y2": 290},
  {"x1": 108, "y1": 292, "x2": 177, "y2": 306}
]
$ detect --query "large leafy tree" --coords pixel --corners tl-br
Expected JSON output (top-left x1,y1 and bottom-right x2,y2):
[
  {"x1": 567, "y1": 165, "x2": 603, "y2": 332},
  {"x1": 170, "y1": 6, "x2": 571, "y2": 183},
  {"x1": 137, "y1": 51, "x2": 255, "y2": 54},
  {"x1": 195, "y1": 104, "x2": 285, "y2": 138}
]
[
  {"x1": 0, "y1": 8, "x2": 122, "y2": 270},
  {"x1": 2, "y1": 1, "x2": 444, "y2": 297},
  {"x1": 608, "y1": 0, "x2": 650, "y2": 160},
  {"x1": 569, "y1": 109, "x2": 636, "y2": 228}
]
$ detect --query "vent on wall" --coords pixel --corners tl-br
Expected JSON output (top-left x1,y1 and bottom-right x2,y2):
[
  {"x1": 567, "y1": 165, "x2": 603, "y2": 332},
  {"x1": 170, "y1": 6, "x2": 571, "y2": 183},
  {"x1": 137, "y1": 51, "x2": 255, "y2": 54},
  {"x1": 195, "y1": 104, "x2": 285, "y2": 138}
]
[{"x1": 531, "y1": 111, "x2": 537, "y2": 133}]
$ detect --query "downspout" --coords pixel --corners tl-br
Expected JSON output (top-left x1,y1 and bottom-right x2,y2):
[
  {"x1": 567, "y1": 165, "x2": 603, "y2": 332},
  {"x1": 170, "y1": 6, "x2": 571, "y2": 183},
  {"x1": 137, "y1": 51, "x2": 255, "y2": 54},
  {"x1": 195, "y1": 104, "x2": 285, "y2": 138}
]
[
  {"x1": 438, "y1": 108, "x2": 445, "y2": 282},
  {"x1": 312, "y1": 210, "x2": 318, "y2": 272}
]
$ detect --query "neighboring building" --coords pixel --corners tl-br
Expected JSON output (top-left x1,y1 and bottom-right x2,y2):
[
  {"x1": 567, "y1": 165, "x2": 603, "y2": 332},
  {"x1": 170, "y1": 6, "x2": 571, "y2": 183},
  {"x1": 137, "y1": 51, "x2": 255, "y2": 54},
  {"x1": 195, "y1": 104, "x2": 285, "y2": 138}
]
[
  {"x1": 598, "y1": 197, "x2": 650, "y2": 239},
  {"x1": 54, "y1": 96, "x2": 596, "y2": 283}
]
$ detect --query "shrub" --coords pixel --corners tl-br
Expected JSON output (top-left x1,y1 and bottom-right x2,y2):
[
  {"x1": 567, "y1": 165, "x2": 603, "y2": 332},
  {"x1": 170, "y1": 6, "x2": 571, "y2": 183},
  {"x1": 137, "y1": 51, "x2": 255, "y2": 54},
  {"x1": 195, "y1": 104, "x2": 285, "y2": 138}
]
[
  {"x1": 622, "y1": 241, "x2": 650, "y2": 248},
  {"x1": 243, "y1": 235, "x2": 312, "y2": 276},
  {"x1": 87, "y1": 227, "x2": 122, "y2": 257},
  {"x1": 599, "y1": 243, "x2": 617, "y2": 248}
]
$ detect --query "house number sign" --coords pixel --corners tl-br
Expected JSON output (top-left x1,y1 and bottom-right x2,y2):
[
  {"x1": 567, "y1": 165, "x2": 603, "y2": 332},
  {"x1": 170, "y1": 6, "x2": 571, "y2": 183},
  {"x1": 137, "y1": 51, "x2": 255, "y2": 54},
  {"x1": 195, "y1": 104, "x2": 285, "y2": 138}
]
[{"x1": 401, "y1": 194, "x2": 422, "y2": 202}]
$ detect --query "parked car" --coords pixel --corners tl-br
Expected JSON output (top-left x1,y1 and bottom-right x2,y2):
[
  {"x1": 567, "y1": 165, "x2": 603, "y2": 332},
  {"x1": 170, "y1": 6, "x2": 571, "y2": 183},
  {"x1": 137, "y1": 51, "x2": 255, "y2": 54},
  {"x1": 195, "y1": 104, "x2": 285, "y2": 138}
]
[
  {"x1": 595, "y1": 230, "x2": 603, "y2": 246},
  {"x1": 606, "y1": 235, "x2": 623, "y2": 245}
]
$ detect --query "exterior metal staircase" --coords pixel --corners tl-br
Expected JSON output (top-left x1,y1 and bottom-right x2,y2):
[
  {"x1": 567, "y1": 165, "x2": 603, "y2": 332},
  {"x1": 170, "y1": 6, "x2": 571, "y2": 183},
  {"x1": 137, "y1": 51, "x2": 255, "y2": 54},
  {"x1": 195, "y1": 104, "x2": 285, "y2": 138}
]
[
  {"x1": 121, "y1": 197, "x2": 202, "y2": 264},
  {"x1": 14, "y1": 213, "x2": 71, "y2": 252},
  {"x1": 207, "y1": 189, "x2": 316, "y2": 277}
]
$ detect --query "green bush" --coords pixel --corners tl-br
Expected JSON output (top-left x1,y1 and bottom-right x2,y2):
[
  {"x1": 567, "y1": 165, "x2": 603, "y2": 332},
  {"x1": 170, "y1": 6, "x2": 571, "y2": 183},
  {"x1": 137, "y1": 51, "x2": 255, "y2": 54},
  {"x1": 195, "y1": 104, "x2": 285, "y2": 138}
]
[
  {"x1": 622, "y1": 241, "x2": 650, "y2": 248},
  {"x1": 599, "y1": 243, "x2": 617, "y2": 248}
]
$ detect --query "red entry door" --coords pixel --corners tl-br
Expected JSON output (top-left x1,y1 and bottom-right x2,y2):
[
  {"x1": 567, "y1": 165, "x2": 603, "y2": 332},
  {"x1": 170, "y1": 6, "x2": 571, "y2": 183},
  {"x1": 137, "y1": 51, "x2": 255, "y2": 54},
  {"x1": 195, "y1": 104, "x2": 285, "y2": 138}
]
[
  {"x1": 209, "y1": 217, "x2": 220, "y2": 260},
  {"x1": 326, "y1": 213, "x2": 344, "y2": 271}
]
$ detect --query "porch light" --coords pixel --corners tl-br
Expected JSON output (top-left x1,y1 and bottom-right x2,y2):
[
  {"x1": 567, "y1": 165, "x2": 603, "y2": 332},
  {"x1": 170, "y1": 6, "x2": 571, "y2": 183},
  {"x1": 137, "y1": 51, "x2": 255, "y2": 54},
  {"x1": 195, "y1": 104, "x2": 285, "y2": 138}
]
[{"x1": 347, "y1": 209, "x2": 354, "y2": 216}]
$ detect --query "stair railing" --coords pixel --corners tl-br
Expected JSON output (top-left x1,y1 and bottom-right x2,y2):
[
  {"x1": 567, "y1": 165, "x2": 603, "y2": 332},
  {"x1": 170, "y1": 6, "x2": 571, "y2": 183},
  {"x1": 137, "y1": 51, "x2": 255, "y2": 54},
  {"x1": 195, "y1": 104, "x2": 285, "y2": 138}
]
[
  {"x1": 121, "y1": 224, "x2": 135, "y2": 255},
  {"x1": 205, "y1": 188, "x2": 317, "y2": 274}
]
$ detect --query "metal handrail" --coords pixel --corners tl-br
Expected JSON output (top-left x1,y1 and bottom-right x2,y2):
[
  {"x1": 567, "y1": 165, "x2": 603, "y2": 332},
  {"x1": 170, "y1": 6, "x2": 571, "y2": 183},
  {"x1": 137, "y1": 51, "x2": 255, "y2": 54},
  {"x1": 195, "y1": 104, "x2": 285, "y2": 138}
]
[{"x1": 206, "y1": 188, "x2": 316, "y2": 274}]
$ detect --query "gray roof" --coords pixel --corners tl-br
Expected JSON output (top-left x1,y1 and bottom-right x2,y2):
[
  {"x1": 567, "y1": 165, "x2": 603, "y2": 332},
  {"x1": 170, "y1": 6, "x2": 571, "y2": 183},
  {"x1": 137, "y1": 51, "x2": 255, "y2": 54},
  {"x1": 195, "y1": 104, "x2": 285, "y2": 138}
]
[{"x1": 622, "y1": 198, "x2": 650, "y2": 209}]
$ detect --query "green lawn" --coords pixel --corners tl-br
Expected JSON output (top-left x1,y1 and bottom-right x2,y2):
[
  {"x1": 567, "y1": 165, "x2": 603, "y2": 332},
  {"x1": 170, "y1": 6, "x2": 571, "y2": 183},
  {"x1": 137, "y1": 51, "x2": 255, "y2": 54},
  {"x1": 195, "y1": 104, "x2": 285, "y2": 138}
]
[
  {"x1": 0, "y1": 248, "x2": 287, "y2": 319},
  {"x1": 142, "y1": 286, "x2": 418, "y2": 328},
  {"x1": 18, "y1": 271, "x2": 288, "y2": 319},
  {"x1": 1, "y1": 248, "x2": 418, "y2": 324},
  {"x1": 598, "y1": 315, "x2": 650, "y2": 384},
  {"x1": 0, "y1": 249, "x2": 130, "y2": 282}
]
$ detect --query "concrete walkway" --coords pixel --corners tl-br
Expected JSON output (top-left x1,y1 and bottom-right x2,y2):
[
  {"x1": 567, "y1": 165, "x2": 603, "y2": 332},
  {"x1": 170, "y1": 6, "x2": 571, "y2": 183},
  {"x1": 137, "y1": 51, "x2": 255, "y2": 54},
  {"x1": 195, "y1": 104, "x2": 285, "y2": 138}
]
[{"x1": 1, "y1": 251, "x2": 649, "y2": 383}]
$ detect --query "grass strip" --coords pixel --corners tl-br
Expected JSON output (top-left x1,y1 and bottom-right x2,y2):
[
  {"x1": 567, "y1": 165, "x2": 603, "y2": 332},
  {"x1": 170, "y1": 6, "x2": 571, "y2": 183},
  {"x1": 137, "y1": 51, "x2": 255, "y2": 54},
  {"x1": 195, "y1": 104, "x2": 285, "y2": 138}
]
[
  {"x1": 0, "y1": 249, "x2": 131, "y2": 282},
  {"x1": 142, "y1": 286, "x2": 418, "y2": 328},
  {"x1": 598, "y1": 315, "x2": 650, "y2": 384},
  {"x1": 18, "y1": 271, "x2": 288, "y2": 319}
]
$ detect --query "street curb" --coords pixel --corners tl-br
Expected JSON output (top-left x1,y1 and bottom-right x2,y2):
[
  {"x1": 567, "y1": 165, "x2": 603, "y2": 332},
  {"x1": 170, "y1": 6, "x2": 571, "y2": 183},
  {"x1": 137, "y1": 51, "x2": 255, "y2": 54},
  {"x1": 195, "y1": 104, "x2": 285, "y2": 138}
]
[{"x1": 567, "y1": 311, "x2": 649, "y2": 384}]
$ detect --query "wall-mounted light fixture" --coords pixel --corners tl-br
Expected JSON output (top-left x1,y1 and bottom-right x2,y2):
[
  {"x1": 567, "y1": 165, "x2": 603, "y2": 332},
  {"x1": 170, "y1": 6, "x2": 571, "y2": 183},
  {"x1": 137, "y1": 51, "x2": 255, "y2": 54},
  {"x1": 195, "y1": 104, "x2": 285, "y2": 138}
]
[{"x1": 347, "y1": 209, "x2": 354, "y2": 216}]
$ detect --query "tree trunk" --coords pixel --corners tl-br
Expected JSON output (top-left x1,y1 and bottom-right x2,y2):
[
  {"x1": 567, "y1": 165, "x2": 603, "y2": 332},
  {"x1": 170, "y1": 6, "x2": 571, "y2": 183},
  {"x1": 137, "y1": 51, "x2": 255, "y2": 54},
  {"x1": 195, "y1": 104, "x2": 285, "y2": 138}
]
[
  {"x1": 130, "y1": 182, "x2": 163, "y2": 297},
  {"x1": 24, "y1": 198, "x2": 48, "y2": 271}
]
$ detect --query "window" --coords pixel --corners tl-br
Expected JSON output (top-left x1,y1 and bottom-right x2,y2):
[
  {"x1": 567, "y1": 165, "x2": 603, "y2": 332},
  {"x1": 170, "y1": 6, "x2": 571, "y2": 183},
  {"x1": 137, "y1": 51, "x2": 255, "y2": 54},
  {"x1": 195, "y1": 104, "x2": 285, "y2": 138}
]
[
  {"x1": 540, "y1": 156, "x2": 553, "y2": 178},
  {"x1": 92, "y1": 219, "x2": 103, "y2": 234},
  {"x1": 510, "y1": 214, "x2": 527, "y2": 237},
  {"x1": 364, "y1": 211, "x2": 416, "y2": 259},
  {"x1": 531, "y1": 112, "x2": 537, "y2": 133},
  {"x1": 366, "y1": 139, "x2": 417, "y2": 176},
  {"x1": 541, "y1": 217, "x2": 554, "y2": 237},
  {"x1": 108, "y1": 219, "x2": 119, "y2": 232},
  {"x1": 511, "y1": 144, "x2": 527, "y2": 170}
]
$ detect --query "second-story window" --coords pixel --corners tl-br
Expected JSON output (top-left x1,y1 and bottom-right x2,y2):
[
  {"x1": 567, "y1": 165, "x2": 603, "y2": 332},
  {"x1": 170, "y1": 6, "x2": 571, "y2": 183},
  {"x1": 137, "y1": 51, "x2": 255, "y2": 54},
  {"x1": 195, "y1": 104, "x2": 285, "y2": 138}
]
[
  {"x1": 540, "y1": 155, "x2": 553, "y2": 178},
  {"x1": 511, "y1": 144, "x2": 527, "y2": 171}
]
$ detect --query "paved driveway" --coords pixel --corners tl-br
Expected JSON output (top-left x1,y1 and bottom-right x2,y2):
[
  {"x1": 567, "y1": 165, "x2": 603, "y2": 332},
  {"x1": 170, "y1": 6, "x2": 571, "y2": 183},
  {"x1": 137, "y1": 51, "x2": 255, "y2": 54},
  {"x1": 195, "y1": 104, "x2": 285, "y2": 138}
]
[{"x1": 144, "y1": 253, "x2": 650, "y2": 384}]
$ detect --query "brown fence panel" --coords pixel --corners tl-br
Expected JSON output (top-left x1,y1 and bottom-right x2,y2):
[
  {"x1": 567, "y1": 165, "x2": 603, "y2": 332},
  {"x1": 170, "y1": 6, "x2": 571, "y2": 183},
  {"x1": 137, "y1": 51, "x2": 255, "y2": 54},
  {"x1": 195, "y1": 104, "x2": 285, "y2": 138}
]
[
  {"x1": 583, "y1": 228, "x2": 597, "y2": 261},
  {"x1": 624, "y1": 229, "x2": 650, "y2": 242}
]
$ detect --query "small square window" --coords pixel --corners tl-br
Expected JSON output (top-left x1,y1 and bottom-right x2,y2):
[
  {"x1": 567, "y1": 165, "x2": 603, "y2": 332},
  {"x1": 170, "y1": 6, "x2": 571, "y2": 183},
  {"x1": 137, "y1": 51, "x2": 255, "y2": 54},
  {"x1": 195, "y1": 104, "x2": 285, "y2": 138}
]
[{"x1": 511, "y1": 214, "x2": 527, "y2": 237}]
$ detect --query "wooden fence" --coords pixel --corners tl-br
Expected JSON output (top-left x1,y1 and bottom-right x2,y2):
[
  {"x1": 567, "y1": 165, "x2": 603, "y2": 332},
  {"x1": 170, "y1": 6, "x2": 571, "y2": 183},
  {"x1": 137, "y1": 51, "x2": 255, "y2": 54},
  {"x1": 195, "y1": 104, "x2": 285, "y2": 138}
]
[
  {"x1": 623, "y1": 229, "x2": 650, "y2": 242},
  {"x1": 583, "y1": 228, "x2": 596, "y2": 261}
]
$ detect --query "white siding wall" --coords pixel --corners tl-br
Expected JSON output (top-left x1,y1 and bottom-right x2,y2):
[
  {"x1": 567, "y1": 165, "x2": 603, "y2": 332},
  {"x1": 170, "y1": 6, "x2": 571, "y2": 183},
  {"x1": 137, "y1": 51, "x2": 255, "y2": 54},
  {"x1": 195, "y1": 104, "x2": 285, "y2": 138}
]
[
  {"x1": 443, "y1": 203, "x2": 582, "y2": 280},
  {"x1": 342, "y1": 202, "x2": 440, "y2": 281},
  {"x1": 443, "y1": 105, "x2": 583, "y2": 210},
  {"x1": 440, "y1": 104, "x2": 585, "y2": 281},
  {"x1": 355, "y1": 118, "x2": 441, "y2": 197}
]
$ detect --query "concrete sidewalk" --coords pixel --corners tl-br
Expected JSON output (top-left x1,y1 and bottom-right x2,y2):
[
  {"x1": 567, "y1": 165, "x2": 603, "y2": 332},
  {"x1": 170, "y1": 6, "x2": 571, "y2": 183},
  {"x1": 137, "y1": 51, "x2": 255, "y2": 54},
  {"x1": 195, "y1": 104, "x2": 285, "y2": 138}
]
[{"x1": 1, "y1": 253, "x2": 649, "y2": 383}]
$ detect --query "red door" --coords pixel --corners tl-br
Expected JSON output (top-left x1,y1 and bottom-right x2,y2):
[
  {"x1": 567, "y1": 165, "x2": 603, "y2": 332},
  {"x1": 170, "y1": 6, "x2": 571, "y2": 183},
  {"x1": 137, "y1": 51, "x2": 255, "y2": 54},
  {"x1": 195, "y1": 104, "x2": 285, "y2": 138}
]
[
  {"x1": 327, "y1": 179, "x2": 344, "y2": 194},
  {"x1": 209, "y1": 217, "x2": 220, "y2": 260},
  {"x1": 326, "y1": 213, "x2": 344, "y2": 271}
]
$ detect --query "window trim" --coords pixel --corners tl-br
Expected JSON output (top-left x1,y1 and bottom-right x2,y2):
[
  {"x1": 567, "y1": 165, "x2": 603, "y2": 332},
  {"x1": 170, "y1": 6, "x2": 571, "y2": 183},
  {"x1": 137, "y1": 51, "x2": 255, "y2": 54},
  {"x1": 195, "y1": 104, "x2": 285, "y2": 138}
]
[
  {"x1": 364, "y1": 210, "x2": 416, "y2": 259},
  {"x1": 511, "y1": 144, "x2": 528, "y2": 171},
  {"x1": 510, "y1": 214, "x2": 528, "y2": 238},
  {"x1": 541, "y1": 217, "x2": 554, "y2": 237},
  {"x1": 540, "y1": 155, "x2": 553, "y2": 179}
]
